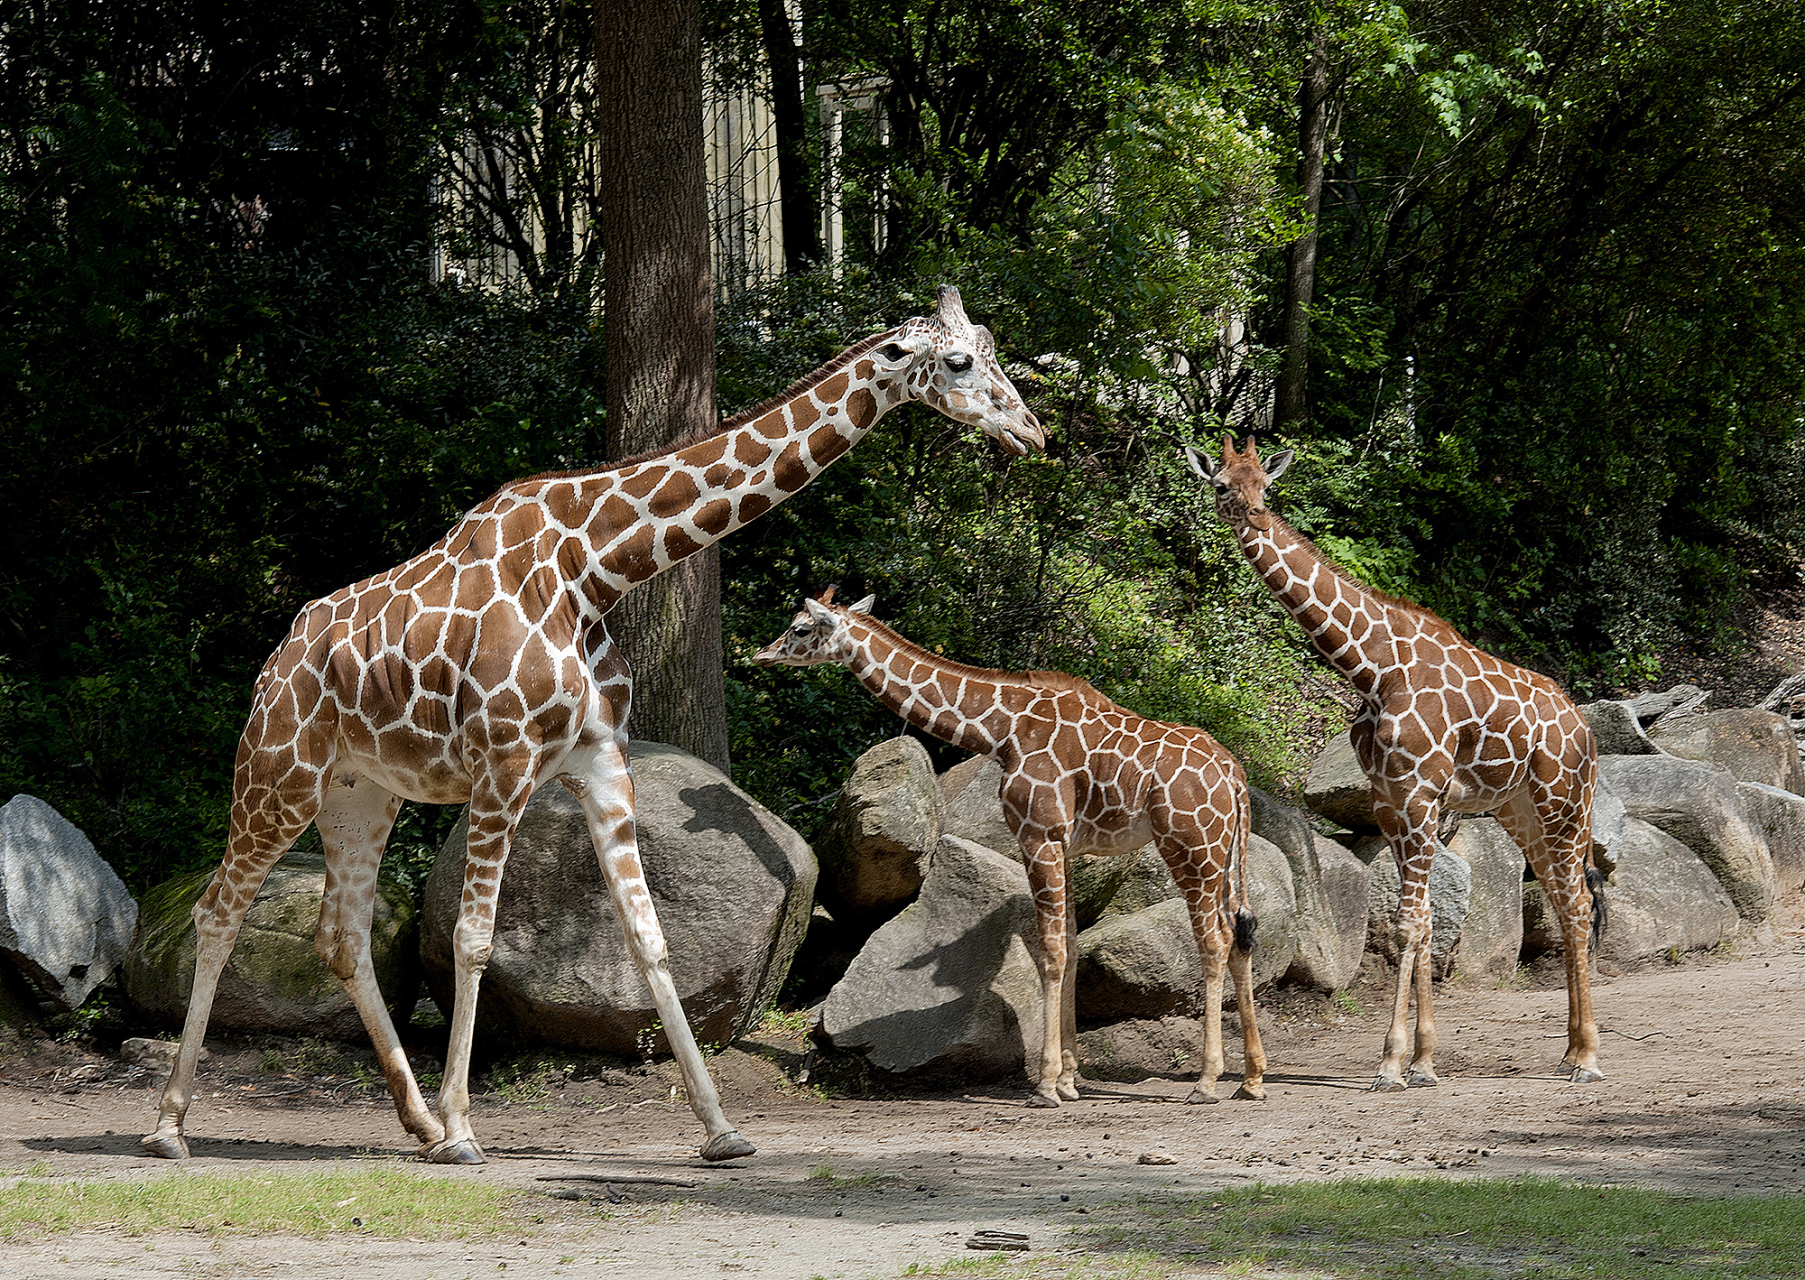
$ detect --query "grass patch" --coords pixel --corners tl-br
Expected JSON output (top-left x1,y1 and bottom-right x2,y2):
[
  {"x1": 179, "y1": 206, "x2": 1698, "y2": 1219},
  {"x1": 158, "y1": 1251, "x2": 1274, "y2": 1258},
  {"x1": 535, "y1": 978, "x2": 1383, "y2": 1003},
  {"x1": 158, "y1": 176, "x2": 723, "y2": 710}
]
[
  {"x1": 1077, "y1": 1175, "x2": 1805, "y2": 1279},
  {"x1": 0, "y1": 1169, "x2": 519, "y2": 1241}
]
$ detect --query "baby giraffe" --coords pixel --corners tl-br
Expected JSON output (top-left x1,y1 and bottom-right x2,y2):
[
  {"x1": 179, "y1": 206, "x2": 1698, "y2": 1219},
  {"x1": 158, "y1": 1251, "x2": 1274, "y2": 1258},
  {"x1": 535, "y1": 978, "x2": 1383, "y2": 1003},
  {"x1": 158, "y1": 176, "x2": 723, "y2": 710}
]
[{"x1": 755, "y1": 589, "x2": 1266, "y2": 1106}]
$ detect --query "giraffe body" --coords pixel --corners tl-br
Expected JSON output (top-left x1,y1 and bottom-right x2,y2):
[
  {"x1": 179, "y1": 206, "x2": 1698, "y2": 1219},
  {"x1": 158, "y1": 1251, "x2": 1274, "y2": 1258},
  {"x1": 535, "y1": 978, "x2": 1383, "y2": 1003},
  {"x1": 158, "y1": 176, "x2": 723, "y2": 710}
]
[
  {"x1": 144, "y1": 288, "x2": 1042, "y2": 1164},
  {"x1": 755, "y1": 593, "x2": 1266, "y2": 1106},
  {"x1": 1188, "y1": 438, "x2": 1602, "y2": 1090}
]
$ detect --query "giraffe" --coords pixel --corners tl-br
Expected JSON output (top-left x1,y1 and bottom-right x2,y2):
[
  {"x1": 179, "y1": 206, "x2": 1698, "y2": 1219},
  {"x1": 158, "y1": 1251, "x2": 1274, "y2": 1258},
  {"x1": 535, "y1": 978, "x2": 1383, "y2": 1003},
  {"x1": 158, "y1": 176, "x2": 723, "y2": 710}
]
[
  {"x1": 142, "y1": 286, "x2": 1043, "y2": 1166},
  {"x1": 753, "y1": 589, "x2": 1266, "y2": 1107},
  {"x1": 1185, "y1": 437, "x2": 1604, "y2": 1091}
]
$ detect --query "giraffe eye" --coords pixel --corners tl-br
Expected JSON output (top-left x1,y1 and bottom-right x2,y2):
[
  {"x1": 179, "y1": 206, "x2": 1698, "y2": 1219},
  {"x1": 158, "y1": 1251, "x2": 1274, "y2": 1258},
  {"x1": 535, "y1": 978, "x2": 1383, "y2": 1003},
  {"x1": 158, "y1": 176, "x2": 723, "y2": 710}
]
[
  {"x1": 945, "y1": 352, "x2": 972, "y2": 373},
  {"x1": 878, "y1": 342, "x2": 909, "y2": 363},
  {"x1": 791, "y1": 625, "x2": 810, "y2": 637}
]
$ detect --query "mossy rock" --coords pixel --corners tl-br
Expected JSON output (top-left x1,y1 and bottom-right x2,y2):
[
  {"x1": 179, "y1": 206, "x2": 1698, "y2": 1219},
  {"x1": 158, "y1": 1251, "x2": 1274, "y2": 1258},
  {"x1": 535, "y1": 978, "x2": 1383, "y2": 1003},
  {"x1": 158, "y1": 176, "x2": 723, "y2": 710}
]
[{"x1": 124, "y1": 852, "x2": 419, "y2": 1041}]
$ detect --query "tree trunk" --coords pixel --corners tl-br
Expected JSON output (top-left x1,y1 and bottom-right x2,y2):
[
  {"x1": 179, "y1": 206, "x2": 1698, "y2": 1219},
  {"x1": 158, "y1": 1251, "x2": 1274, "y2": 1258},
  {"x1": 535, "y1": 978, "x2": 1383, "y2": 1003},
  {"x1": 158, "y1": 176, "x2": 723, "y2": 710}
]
[
  {"x1": 1274, "y1": 29, "x2": 1329, "y2": 432},
  {"x1": 595, "y1": 0, "x2": 730, "y2": 772},
  {"x1": 758, "y1": 0, "x2": 820, "y2": 272}
]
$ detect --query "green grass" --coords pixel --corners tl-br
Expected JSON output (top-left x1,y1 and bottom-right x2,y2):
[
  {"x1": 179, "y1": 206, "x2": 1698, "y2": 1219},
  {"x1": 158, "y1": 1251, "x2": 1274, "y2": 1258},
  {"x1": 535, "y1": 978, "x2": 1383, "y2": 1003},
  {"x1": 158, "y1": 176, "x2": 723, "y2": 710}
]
[
  {"x1": 0, "y1": 1169, "x2": 520, "y2": 1241},
  {"x1": 1073, "y1": 1176, "x2": 1805, "y2": 1279}
]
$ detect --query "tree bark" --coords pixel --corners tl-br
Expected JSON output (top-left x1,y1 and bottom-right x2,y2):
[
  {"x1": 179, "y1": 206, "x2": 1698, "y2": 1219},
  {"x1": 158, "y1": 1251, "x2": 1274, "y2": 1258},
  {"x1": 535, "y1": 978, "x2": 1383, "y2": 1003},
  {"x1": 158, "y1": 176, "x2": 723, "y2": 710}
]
[
  {"x1": 1274, "y1": 29, "x2": 1329, "y2": 432},
  {"x1": 595, "y1": 0, "x2": 730, "y2": 772},
  {"x1": 757, "y1": 0, "x2": 820, "y2": 272}
]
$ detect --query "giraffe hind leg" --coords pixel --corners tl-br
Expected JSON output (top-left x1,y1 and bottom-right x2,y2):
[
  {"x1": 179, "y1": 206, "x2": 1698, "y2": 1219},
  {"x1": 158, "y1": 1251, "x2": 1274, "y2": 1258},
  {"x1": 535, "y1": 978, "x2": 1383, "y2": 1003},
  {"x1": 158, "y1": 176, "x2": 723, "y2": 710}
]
[
  {"x1": 143, "y1": 756, "x2": 327, "y2": 1158},
  {"x1": 311, "y1": 773, "x2": 445, "y2": 1149}
]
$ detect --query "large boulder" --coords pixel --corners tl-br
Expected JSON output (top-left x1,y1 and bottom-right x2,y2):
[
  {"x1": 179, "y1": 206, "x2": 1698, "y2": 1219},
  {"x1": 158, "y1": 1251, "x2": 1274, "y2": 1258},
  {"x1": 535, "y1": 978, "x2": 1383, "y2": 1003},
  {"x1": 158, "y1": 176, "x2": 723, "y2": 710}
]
[
  {"x1": 818, "y1": 834, "x2": 1042, "y2": 1084},
  {"x1": 1074, "y1": 836, "x2": 1297, "y2": 1021},
  {"x1": 1598, "y1": 755, "x2": 1776, "y2": 921},
  {"x1": 1738, "y1": 782, "x2": 1805, "y2": 896},
  {"x1": 420, "y1": 741, "x2": 815, "y2": 1054},
  {"x1": 1648, "y1": 709, "x2": 1805, "y2": 795},
  {"x1": 1588, "y1": 817, "x2": 1739, "y2": 963},
  {"x1": 1444, "y1": 819, "x2": 1524, "y2": 982},
  {"x1": 1249, "y1": 788, "x2": 1369, "y2": 992},
  {"x1": 1096, "y1": 847, "x2": 1181, "y2": 918},
  {"x1": 939, "y1": 756, "x2": 1133, "y2": 929},
  {"x1": 1590, "y1": 774, "x2": 1630, "y2": 875},
  {"x1": 126, "y1": 852, "x2": 418, "y2": 1040},
  {"x1": 814, "y1": 736, "x2": 941, "y2": 925},
  {"x1": 0, "y1": 795, "x2": 138, "y2": 1011},
  {"x1": 1577, "y1": 701, "x2": 1660, "y2": 756},
  {"x1": 1301, "y1": 732, "x2": 1376, "y2": 832},
  {"x1": 1364, "y1": 840, "x2": 1471, "y2": 978}
]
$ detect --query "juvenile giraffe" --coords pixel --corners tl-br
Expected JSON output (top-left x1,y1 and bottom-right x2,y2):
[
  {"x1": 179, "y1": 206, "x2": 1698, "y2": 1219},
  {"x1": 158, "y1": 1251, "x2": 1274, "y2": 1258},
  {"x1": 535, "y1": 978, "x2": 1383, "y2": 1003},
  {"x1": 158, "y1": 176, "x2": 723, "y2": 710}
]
[
  {"x1": 143, "y1": 287, "x2": 1043, "y2": 1165},
  {"x1": 1186, "y1": 438, "x2": 1603, "y2": 1090},
  {"x1": 754, "y1": 590, "x2": 1266, "y2": 1106}
]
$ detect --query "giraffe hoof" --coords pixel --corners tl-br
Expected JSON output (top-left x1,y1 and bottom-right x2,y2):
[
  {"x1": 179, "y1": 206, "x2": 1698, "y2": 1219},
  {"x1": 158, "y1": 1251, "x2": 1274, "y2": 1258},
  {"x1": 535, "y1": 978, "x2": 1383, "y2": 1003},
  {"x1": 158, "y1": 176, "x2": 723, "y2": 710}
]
[
  {"x1": 1057, "y1": 1082, "x2": 1081, "y2": 1102},
  {"x1": 700, "y1": 1131, "x2": 756, "y2": 1162},
  {"x1": 1025, "y1": 1092, "x2": 1061, "y2": 1109},
  {"x1": 1184, "y1": 1087, "x2": 1220, "y2": 1105},
  {"x1": 1370, "y1": 1075, "x2": 1407, "y2": 1093},
  {"x1": 1569, "y1": 1066, "x2": 1605, "y2": 1085},
  {"x1": 141, "y1": 1131, "x2": 190, "y2": 1161},
  {"x1": 1407, "y1": 1070, "x2": 1440, "y2": 1088},
  {"x1": 1233, "y1": 1083, "x2": 1267, "y2": 1102},
  {"x1": 424, "y1": 1138, "x2": 486, "y2": 1165}
]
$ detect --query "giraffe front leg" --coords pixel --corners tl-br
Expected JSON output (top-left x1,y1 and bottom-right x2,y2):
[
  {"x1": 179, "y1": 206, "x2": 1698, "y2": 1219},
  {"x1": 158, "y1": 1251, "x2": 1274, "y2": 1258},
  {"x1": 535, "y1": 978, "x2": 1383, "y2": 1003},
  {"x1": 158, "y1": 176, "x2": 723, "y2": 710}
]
[
  {"x1": 1056, "y1": 892, "x2": 1080, "y2": 1101},
  {"x1": 1551, "y1": 870, "x2": 1604, "y2": 1083},
  {"x1": 574, "y1": 742, "x2": 753, "y2": 1161},
  {"x1": 1023, "y1": 839, "x2": 1070, "y2": 1108},
  {"x1": 1406, "y1": 940, "x2": 1440, "y2": 1087}
]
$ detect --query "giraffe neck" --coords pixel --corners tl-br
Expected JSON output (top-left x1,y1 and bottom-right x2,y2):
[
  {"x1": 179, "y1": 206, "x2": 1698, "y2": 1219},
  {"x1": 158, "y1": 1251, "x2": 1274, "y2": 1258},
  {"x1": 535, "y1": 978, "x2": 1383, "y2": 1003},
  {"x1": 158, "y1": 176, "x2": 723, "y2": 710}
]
[
  {"x1": 1230, "y1": 513, "x2": 1416, "y2": 699},
  {"x1": 502, "y1": 332, "x2": 909, "y2": 619},
  {"x1": 838, "y1": 619, "x2": 1014, "y2": 757}
]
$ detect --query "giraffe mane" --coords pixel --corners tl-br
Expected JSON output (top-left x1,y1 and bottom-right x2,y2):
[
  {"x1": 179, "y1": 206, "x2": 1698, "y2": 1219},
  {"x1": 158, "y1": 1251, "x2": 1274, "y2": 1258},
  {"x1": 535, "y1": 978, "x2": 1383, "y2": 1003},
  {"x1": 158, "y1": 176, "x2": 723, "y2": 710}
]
[
  {"x1": 847, "y1": 610, "x2": 1118, "y2": 707},
  {"x1": 500, "y1": 329, "x2": 901, "y2": 493},
  {"x1": 1265, "y1": 510, "x2": 1463, "y2": 641}
]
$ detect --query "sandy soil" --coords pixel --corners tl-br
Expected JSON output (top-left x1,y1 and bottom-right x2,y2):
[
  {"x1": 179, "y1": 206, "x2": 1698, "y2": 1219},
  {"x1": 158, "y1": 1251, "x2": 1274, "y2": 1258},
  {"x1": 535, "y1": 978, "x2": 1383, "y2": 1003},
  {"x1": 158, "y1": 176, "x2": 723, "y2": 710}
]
[{"x1": 4, "y1": 894, "x2": 1805, "y2": 1280}]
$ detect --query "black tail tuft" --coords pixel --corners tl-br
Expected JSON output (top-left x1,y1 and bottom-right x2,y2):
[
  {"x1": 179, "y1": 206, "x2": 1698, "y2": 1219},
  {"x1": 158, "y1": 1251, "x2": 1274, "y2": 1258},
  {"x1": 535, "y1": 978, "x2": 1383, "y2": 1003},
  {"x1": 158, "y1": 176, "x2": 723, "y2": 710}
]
[
  {"x1": 1233, "y1": 907, "x2": 1258, "y2": 955},
  {"x1": 1586, "y1": 866, "x2": 1608, "y2": 947}
]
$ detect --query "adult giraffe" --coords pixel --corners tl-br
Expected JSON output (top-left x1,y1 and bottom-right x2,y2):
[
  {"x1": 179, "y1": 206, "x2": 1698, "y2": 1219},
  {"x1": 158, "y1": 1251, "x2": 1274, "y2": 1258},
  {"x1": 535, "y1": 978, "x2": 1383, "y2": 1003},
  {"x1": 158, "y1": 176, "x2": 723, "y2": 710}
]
[
  {"x1": 143, "y1": 287, "x2": 1043, "y2": 1166},
  {"x1": 1186, "y1": 437, "x2": 1603, "y2": 1091},
  {"x1": 754, "y1": 590, "x2": 1265, "y2": 1107}
]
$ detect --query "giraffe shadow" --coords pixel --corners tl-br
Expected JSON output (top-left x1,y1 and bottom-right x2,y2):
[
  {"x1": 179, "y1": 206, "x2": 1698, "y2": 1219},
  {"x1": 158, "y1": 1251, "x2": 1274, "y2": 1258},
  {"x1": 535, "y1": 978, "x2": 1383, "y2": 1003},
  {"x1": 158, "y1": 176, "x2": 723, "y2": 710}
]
[{"x1": 21, "y1": 1132, "x2": 382, "y2": 1162}]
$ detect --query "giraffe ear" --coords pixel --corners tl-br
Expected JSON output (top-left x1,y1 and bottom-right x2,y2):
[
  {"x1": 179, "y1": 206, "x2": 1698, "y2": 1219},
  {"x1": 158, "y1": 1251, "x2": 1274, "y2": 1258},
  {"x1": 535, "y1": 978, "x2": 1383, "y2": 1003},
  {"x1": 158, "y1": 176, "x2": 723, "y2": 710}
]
[
  {"x1": 848, "y1": 594, "x2": 876, "y2": 615},
  {"x1": 1264, "y1": 449, "x2": 1295, "y2": 482},
  {"x1": 1183, "y1": 445, "x2": 1221, "y2": 482},
  {"x1": 803, "y1": 598, "x2": 836, "y2": 625}
]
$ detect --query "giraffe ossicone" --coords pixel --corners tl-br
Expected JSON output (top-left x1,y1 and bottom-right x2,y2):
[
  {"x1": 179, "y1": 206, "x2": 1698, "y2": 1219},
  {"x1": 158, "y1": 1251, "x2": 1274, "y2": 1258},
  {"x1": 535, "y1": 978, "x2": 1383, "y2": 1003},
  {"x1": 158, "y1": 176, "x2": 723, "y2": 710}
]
[
  {"x1": 1187, "y1": 436, "x2": 1604, "y2": 1091},
  {"x1": 142, "y1": 287, "x2": 1042, "y2": 1167},
  {"x1": 755, "y1": 590, "x2": 1266, "y2": 1106}
]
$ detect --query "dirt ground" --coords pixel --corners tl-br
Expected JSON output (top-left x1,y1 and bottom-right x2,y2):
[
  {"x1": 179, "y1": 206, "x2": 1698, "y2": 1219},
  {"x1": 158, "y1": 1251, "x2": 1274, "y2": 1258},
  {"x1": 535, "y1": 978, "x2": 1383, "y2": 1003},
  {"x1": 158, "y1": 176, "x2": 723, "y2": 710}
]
[{"x1": 5, "y1": 892, "x2": 1805, "y2": 1280}]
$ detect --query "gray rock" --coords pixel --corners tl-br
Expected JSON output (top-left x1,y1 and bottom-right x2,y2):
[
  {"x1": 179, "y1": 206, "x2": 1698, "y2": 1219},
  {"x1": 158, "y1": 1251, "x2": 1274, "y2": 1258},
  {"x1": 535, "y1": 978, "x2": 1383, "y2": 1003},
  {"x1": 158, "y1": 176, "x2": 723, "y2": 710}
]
[
  {"x1": 126, "y1": 853, "x2": 418, "y2": 1040},
  {"x1": 1250, "y1": 788, "x2": 1369, "y2": 992},
  {"x1": 819, "y1": 834, "x2": 1042, "y2": 1083},
  {"x1": 1594, "y1": 817, "x2": 1740, "y2": 963},
  {"x1": 1074, "y1": 836, "x2": 1296, "y2": 1020},
  {"x1": 1520, "y1": 882, "x2": 1561, "y2": 958},
  {"x1": 1738, "y1": 782, "x2": 1805, "y2": 895},
  {"x1": 1598, "y1": 755, "x2": 1776, "y2": 921},
  {"x1": 1098, "y1": 847, "x2": 1181, "y2": 917},
  {"x1": 815, "y1": 736, "x2": 941, "y2": 924},
  {"x1": 1591, "y1": 774, "x2": 1629, "y2": 876},
  {"x1": 420, "y1": 741, "x2": 816, "y2": 1054},
  {"x1": 0, "y1": 795, "x2": 138, "y2": 1011},
  {"x1": 1301, "y1": 732, "x2": 1377, "y2": 831},
  {"x1": 938, "y1": 756, "x2": 1136, "y2": 930},
  {"x1": 1445, "y1": 819, "x2": 1524, "y2": 983},
  {"x1": 1649, "y1": 709, "x2": 1805, "y2": 795},
  {"x1": 1365, "y1": 841, "x2": 1472, "y2": 978},
  {"x1": 1577, "y1": 701, "x2": 1660, "y2": 755}
]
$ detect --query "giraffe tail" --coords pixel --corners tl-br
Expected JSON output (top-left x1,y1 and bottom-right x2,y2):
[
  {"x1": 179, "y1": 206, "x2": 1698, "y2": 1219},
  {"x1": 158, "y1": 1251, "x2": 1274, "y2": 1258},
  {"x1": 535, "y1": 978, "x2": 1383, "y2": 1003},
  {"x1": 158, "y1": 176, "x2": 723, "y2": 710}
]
[
  {"x1": 1230, "y1": 783, "x2": 1257, "y2": 956},
  {"x1": 1586, "y1": 865, "x2": 1608, "y2": 948}
]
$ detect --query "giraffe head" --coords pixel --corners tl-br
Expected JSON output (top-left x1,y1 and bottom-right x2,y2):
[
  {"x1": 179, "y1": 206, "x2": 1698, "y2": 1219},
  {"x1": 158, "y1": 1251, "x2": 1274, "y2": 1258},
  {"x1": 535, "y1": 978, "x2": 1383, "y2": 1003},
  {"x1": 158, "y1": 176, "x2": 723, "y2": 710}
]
[
  {"x1": 877, "y1": 285, "x2": 1045, "y2": 456},
  {"x1": 751, "y1": 587, "x2": 876, "y2": 668},
  {"x1": 1184, "y1": 436, "x2": 1294, "y2": 532}
]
